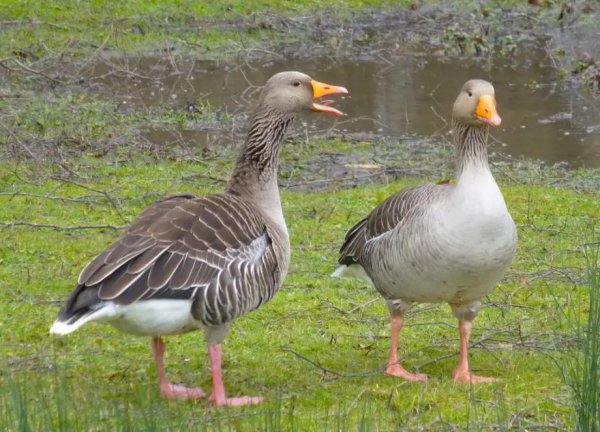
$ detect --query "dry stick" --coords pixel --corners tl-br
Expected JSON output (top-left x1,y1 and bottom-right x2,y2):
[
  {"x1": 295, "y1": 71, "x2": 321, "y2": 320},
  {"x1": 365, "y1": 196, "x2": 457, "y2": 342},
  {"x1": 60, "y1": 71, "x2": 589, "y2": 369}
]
[
  {"x1": 413, "y1": 352, "x2": 457, "y2": 371},
  {"x1": 319, "y1": 298, "x2": 379, "y2": 316},
  {"x1": 75, "y1": 26, "x2": 114, "y2": 77},
  {"x1": 0, "y1": 121, "x2": 38, "y2": 160},
  {"x1": 99, "y1": 59, "x2": 156, "y2": 81},
  {"x1": 344, "y1": 387, "x2": 369, "y2": 417},
  {"x1": 0, "y1": 19, "x2": 43, "y2": 26},
  {"x1": 51, "y1": 176, "x2": 128, "y2": 224},
  {"x1": 0, "y1": 192, "x2": 102, "y2": 204},
  {"x1": 283, "y1": 171, "x2": 387, "y2": 189},
  {"x1": 0, "y1": 221, "x2": 125, "y2": 230},
  {"x1": 281, "y1": 346, "x2": 383, "y2": 378},
  {"x1": 429, "y1": 105, "x2": 449, "y2": 132},
  {"x1": 0, "y1": 58, "x2": 66, "y2": 85}
]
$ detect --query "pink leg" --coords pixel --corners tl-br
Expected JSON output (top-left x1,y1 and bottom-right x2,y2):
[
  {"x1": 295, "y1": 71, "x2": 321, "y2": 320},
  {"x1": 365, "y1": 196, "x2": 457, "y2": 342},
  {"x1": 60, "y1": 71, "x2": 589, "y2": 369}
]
[
  {"x1": 208, "y1": 343, "x2": 264, "y2": 407},
  {"x1": 385, "y1": 310, "x2": 427, "y2": 381},
  {"x1": 452, "y1": 320, "x2": 498, "y2": 383},
  {"x1": 151, "y1": 336, "x2": 206, "y2": 399}
]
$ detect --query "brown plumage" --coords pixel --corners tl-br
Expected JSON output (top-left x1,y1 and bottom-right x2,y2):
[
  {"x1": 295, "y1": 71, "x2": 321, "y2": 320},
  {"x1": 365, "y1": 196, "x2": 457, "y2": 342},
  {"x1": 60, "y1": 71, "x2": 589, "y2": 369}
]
[
  {"x1": 60, "y1": 193, "x2": 277, "y2": 328},
  {"x1": 51, "y1": 71, "x2": 348, "y2": 406}
]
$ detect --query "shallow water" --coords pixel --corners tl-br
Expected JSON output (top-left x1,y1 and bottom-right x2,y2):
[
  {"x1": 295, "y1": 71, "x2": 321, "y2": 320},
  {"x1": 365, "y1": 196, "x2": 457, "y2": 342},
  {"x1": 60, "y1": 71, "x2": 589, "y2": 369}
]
[{"x1": 86, "y1": 46, "x2": 600, "y2": 168}]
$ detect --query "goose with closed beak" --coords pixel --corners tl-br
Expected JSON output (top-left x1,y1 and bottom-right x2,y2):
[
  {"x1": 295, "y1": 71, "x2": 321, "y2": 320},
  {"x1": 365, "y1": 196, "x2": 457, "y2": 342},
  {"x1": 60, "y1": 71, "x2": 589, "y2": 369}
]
[
  {"x1": 51, "y1": 71, "x2": 348, "y2": 406},
  {"x1": 333, "y1": 79, "x2": 516, "y2": 383}
]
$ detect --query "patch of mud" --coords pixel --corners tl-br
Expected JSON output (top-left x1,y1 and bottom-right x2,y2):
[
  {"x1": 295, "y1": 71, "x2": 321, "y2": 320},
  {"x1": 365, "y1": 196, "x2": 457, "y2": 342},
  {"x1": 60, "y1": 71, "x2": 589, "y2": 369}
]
[
  {"x1": 279, "y1": 134, "x2": 600, "y2": 193},
  {"x1": 1, "y1": 2, "x2": 599, "y2": 173}
]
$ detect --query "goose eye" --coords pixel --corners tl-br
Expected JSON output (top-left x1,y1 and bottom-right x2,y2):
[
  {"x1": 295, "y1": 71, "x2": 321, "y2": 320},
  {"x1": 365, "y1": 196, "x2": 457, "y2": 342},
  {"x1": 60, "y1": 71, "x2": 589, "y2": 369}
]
[
  {"x1": 292, "y1": 81, "x2": 301, "y2": 87},
  {"x1": 467, "y1": 91, "x2": 473, "y2": 97}
]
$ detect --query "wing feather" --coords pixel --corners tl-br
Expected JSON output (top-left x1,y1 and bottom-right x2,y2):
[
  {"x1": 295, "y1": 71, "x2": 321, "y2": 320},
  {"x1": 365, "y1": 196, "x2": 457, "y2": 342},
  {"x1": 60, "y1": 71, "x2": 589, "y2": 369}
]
[
  {"x1": 337, "y1": 183, "x2": 450, "y2": 265},
  {"x1": 57, "y1": 192, "x2": 281, "y2": 327}
]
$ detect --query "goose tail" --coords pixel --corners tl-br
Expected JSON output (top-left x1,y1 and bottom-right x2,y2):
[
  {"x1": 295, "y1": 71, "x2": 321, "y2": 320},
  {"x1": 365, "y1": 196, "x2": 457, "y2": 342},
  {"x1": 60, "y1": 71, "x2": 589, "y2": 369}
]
[{"x1": 331, "y1": 264, "x2": 374, "y2": 285}]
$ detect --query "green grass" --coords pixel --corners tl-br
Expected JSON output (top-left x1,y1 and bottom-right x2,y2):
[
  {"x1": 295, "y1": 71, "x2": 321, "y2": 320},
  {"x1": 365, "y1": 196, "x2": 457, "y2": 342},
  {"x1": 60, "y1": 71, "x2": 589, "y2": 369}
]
[
  {"x1": 0, "y1": 0, "x2": 411, "y2": 60},
  {"x1": 1, "y1": 0, "x2": 598, "y2": 429},
  {"x1": 578, "y1": 240, "x2": 600, "y2": 431},
  {"x1": 0, "y1": 0, "x2": 567, "y2": 62},
  {"x1": 1, "y1": 156, "x2": 598, "y2": 430},
  {"x1": 554, "y1": 233, "x2": 600, "y2": 432}
]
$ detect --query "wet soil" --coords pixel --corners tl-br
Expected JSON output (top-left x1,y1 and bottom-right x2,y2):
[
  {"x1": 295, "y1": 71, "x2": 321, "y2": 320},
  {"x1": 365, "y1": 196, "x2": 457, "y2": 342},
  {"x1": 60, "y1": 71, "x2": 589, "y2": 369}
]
[{"x1": 1, "y1": 2, "x2": 599, "y2": 170}]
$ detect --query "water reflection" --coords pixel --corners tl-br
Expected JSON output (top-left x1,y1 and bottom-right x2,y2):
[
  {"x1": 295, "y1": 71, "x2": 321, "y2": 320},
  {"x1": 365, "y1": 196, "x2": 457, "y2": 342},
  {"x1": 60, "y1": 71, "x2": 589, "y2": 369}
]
[{"x1": 86, "y1": 49, "x2": 600, "y2": 167}]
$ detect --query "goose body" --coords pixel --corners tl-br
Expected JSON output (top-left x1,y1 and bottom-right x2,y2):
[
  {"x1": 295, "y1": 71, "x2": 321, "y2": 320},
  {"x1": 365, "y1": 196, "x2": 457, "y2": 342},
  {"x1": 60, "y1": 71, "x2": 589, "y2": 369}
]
[
  {"x1": 359, "y1": 170, "x2": 516, "y2": 305},
  {"x1": 51, "y1": 71, "x2": 348, "y2": 405},
  {"x1": 334, "y1": 80, "x2": 516, "y2": 383},
  {"x1": 52, "y1": 193, "x2": 287, "y2": 339}
]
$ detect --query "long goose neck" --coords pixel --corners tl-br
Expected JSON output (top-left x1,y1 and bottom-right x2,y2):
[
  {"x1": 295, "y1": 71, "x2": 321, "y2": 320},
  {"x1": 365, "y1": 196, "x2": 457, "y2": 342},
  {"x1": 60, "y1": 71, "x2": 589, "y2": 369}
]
[
  {"x1": 227, "y1": 107, "x2": 293, "y2": 195},
  {"x1": 453, "y1": 119, "x2": 490, "y2": 178},
  {"x1": 226, "y1": 106, "x2": 294, "y2": 225}
]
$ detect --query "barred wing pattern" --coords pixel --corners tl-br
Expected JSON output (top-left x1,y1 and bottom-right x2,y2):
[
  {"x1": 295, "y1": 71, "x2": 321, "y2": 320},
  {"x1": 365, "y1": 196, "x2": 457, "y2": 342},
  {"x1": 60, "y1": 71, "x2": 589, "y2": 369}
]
[
  {"x1": 337, "y1": 183, "x2": 448, "y2": 265},
  {"x1": 59, "y1": 193, "x2": 281, "y2": 327}
]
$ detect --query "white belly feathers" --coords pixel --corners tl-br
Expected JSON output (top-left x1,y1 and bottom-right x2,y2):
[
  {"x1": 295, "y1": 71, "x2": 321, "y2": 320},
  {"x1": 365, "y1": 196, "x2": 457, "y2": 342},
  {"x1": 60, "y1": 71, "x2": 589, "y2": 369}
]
[{"x1": 369, "y1": 176, "x2": 517, "y2": 304}]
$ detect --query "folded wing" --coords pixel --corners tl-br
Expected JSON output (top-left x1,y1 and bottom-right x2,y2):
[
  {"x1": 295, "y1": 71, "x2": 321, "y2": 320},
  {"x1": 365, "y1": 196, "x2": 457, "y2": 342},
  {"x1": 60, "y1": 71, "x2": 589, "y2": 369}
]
[{"x1": 58, "y1": 193, "x2": 279, "y2": 327}]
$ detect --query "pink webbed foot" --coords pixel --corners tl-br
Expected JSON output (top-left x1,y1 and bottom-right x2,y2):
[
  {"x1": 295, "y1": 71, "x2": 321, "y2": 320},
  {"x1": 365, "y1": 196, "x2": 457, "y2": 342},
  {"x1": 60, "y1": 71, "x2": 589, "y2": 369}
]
[
  {"x1": 452, "y1": 320, "x2": 499, "y2": 384},
  {"x1": 385, "y1": 310, "x2": 427, "y2": 382},
  {"x1": 209, "y1": 394, "x2": 264, "y2": 407},
  {"x1": 207, "y1": 343, "x2": 264, "y2": 407},
  {"x1": 152, "y1": 337, "x2": 206, "y2": 400},
  {"x1": 160, "y1": 383, "x2": 206, "y2": 400},
  {"x1": 386, "y1": 364, "x2": 428, "y2": 382},
  {"x1": 452, "y1": 368, "x2": 499, "y2": 384}
]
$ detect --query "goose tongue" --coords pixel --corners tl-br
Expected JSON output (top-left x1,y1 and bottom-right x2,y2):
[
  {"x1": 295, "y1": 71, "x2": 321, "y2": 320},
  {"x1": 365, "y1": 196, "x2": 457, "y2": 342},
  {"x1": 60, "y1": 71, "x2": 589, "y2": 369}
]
[
  {"x1": 310, "y1": 80, "x2": 348, "y2": 117},
  {"x1": 312, "y1": 99, "x2": 344, "y2": 117}
]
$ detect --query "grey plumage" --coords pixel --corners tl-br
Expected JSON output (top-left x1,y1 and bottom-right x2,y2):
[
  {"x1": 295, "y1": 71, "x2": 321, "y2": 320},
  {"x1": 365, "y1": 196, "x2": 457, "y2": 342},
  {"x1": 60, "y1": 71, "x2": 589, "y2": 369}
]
[
  {"x1": 334, "y1": 79, "x2": 516, "y2": 383},
  {"x1": 338, "y1": 183, "x2": 450, "y2": 267},
  {"x1": 52, "y1": 74, "x2": 308, "y2": 340}
]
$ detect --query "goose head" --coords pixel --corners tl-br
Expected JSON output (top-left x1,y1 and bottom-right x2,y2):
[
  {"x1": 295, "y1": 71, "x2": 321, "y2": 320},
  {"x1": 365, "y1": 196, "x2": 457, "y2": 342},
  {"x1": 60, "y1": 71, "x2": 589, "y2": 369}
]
[
  {"x1": 260, "y1": 71, "x2": 348, "y2": 117},
  {"x1": 452, "y1": 79, "x2": 501, "y2": 127}
]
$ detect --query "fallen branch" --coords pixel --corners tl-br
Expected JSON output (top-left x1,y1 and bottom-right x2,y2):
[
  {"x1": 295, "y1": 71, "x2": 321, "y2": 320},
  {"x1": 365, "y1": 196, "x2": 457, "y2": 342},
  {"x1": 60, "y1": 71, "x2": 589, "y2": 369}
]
[
  {"x1": 0, "y1": 221, "x2": 126, "y2": 230},
  {"x1": 0, "y1": 58, "x2": 66, "y2": 85},
  {"x1": 281, "y1": 346, "x2": 383, "y2": 378},
  {"x1": 51, "y1": 176, "x2": 129, "y2": 224},
  {"x1": 0, "y1": 192, "x2": 102, "y2": 205}
]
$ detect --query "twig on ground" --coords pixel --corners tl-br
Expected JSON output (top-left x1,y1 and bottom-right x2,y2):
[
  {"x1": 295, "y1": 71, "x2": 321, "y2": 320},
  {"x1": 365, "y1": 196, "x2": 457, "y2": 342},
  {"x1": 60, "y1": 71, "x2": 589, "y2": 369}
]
[
  {"x1": 51, "y1": 176, "x2": 129, "y2": 224},
  {"x1": 0, "y1": 58, "x2": 66, "y2": 84},
  {"x1": 0, "y1": 121, "x2": 38, "y2": 160},
  {"x1": 0, "y1": 192, "x2": 102, "y2": 205},
  {"x1": 281, "y1": 346, "x2": 383, "y2": 377},
  {"x1": 0, "y1": 221, "x2": 126, "y2": 230}
]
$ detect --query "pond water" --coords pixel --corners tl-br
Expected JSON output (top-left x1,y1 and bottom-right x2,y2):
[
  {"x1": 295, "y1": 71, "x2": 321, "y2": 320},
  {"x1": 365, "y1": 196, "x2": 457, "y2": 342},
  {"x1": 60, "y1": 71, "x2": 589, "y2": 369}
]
[{"x1": 86, "y1": 46, "x2": 600, "y2": 168}]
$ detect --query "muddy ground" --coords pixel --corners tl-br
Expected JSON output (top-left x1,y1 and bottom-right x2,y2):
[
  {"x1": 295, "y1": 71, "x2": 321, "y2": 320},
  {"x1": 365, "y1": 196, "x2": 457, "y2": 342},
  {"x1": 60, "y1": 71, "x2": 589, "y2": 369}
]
[{"x1": 1, "y1": 2, "x2": 599, "y2": 188}]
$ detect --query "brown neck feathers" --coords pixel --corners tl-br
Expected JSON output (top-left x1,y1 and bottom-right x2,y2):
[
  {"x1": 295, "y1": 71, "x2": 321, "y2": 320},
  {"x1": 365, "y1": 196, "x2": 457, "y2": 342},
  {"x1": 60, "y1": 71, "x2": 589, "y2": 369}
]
[
  {"x1": 226, "y1": 107, "x2": 294, "y2": 195},
  {"x1": 452, "y1": 119, "x2": 490, "y2": 176}
]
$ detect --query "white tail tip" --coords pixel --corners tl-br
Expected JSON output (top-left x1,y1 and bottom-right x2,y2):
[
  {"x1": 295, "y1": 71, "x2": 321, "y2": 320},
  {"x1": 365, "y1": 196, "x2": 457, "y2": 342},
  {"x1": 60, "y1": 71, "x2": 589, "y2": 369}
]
[
  {"x1": 49, "y1": 320, "x2": 77, "y2": 335},
  {"x1": 331, "y1": 264, "x2": 374, "y2": 285},
  {"x1": 331, "y1": 265, "x2": 347, "y2": 278}
]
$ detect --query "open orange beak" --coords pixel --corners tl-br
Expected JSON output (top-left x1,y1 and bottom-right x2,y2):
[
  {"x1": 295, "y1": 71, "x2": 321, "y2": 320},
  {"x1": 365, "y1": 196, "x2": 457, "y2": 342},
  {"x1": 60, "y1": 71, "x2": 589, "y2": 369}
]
[
  {"x1": 474, "y1": 94, "x2": 501, "y2": 126},
  {"x1": 310, "y1": 79, "x2": 348, "y2": 117}
]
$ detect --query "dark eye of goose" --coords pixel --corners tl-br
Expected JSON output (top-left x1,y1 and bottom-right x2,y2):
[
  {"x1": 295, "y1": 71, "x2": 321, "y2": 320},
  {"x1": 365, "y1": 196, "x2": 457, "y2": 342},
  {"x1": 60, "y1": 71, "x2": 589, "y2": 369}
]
[
  {"x1": 292, "y1": 81, "x2": 301, "y2": 87},
  {"x1": 467, "y1": 91, "x2": 473, "y2": 97}
]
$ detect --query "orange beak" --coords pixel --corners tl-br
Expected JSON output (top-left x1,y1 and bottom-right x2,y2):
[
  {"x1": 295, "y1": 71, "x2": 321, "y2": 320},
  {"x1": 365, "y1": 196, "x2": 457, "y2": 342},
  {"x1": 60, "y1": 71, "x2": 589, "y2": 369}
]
[
  {"x1": 474, "y1": 94, "x2": 501, "y2": 126},
  {"x1": 310, "y1": 79, "x2": 348, "y2": 117}
]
